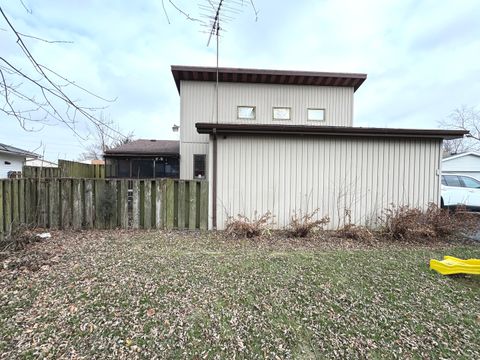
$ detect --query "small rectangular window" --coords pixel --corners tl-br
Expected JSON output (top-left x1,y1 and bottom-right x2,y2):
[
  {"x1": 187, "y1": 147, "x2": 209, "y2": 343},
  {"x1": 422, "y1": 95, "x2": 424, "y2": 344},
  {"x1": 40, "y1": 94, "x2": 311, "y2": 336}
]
[
  {"x1": 193, "y1": 154, "x2": 206, "y2": 179},
  {"x1": 273, "y1": 107, "x2": 291, "y2": 120},
  {"x1": 237, "y1": 106, "x2": 256, "y2": 119},
  {"x1": 307, "y1": 108, "x2": 325, "y2": 121}
]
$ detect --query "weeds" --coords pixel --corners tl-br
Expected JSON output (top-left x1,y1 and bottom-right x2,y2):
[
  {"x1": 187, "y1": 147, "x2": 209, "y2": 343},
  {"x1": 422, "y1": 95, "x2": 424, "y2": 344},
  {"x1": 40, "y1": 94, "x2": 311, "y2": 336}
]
[
  {"x1": 380, "y1": 203, "x2": 477, "y2": 241},
  {"x1": 287, "y1": 209, "x2": 330, "y2": 237},
  {"x1": 225, "y1": 211, "x2": 274, "y2": 238},
  {"x1": 336, "y1": 223, "x2": 374, "y2": 241},
  {"x1": 0, "y1": 224, "x2": 38, "y2": 252}
]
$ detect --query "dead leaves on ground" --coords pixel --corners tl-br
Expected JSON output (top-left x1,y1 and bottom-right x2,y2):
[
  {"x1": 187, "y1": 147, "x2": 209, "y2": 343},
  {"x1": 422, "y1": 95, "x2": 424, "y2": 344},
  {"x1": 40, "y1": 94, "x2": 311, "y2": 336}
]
[{"x1": 0, "y1": 230, "x2": 479, "y2": 359}]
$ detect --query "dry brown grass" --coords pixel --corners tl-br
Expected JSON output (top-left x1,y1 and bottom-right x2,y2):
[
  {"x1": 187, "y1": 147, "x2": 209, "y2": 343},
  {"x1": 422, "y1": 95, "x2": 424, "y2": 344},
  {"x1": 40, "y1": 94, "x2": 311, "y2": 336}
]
[{"x1": 336, "y1": 223, "x2": 375, "y2": 242}]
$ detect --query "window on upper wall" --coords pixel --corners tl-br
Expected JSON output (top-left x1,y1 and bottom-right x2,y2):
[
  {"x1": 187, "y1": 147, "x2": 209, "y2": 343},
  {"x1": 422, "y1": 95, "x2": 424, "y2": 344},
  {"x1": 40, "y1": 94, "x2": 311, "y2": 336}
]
[
  {"x1": 237, "y1": 106, "x2": 256, "y2": 120},
  {"x1": 307, "y1": 108, "x2": 325, "y2": 121},
  {"x1": 193, "y1": 154, "x2": 206, "y2": 179},
  {"x1": 273, "y1": 107, "x2": 291, "y2": 120}
]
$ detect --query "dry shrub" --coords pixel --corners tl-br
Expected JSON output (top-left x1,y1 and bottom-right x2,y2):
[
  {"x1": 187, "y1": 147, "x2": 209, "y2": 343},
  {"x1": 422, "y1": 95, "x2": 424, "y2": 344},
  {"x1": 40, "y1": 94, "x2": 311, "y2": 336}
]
[
  {"x1": 225, "y1": 211, "x2": 274, "y2": 238},
  {"x1": 336, "y1": 223, "x2": 374, "y2": 241},
  {"x1": 0, "y1": 224, "x2": 38, "y2": 252},
  {"x1": 287, "y1": 209, "x2": 330, "y2": 237},
  {"x1": 380, "y1": 203, "x2": 477, "y2": 241}
]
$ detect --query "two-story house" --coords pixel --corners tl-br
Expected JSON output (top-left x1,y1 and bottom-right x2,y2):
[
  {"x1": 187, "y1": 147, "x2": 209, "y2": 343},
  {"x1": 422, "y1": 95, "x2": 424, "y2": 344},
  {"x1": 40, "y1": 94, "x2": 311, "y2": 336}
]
[{"x1": 171, "y1": 66, "x2": 466, "y2": 229}]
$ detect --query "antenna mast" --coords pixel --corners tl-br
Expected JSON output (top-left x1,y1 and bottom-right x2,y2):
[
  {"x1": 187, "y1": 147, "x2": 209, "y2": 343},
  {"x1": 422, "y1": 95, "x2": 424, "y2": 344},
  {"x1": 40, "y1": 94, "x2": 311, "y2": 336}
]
[{"x1": 206, "y1": 0, "x2": 224, "y2": 124}]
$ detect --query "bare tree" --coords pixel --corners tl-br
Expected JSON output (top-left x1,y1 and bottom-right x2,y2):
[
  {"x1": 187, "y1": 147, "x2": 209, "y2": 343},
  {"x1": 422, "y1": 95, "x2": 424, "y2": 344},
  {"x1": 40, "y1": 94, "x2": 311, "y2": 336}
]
[
  {"x1": 0, "y1": 5, "x2": 121, "y2": 140},
  {"x1": 79, "y1": 114, "x2": 134, "y2": 161},
  {"x1": 439, "y1": 105, "x2": 480, "y2": 154}
]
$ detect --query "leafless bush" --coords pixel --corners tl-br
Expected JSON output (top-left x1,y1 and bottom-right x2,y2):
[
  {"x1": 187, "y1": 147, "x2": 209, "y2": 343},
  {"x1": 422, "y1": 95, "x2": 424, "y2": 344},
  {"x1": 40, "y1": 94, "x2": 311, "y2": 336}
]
[
  {"x1": 0, "y1": 224, "x2": 38, "y2": 252},
  {"x1": 225, "y1": 211, "x2": 274, "y2": 238},
  {"x1": 380, "y1": 203, "x2": 477, "y2": 241},
  {"x1": 287, "y1": 209, "x2": 330, "y2": 237},
  {"x1": 336, "y1": 223, "x2": 374, "y2": 241}
]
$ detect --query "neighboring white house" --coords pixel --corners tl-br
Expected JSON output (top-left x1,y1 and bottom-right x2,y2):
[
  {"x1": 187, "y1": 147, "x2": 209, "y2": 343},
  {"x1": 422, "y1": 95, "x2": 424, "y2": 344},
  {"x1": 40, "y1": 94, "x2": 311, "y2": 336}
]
[
  {"x1": 442, "y1": 152, "x2": 480, "y2": 180},
  {"x1": 25, "y1": 158, "x2": 58, "y2": 168},
  {"x1": 171, "y1": 65, "x2": 467, "y2": 229},
  {"x1": 0, "y1": 143, "x2": 39, "y2": 179}
]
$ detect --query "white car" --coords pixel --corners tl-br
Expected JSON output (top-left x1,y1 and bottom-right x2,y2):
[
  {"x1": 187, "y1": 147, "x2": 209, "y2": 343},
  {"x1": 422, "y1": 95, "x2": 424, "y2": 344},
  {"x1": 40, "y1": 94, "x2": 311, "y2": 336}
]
[{"x1": 441, "y1": 174, "x2": 480, "y2": 210}]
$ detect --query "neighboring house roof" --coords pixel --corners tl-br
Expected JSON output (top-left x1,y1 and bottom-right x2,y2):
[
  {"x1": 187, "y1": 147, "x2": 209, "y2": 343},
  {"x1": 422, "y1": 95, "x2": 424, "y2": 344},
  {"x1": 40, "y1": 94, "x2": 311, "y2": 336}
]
[
  {"x1": 0, "y1": 143, "x2": 39, "y2": 158},
  {"x1": 441, "y1": 152, "x2": 480, "y2": 162},
  {"x1": 195, "y1": 123, "x2": 467, "y2": 140},
  {"x1": 171, "y1": 65, "x2": 368, "y2": 93},
  {"x1": 104, "y1": 140, "x2": 180, "y2": 157}
]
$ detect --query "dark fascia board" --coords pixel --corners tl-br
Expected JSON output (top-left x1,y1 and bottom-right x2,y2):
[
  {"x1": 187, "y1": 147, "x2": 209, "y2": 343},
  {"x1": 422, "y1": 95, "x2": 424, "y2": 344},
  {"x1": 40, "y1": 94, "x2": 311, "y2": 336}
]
[
  {"x1": 0, "y1": 148, "x2": 39, "y2": 158},
  {"x1": 104, "y1": 153, "x2": 179, "y2": 158},
  {"x1": 195, "y1": 123, "x2": 468, "y2": 140},
  {"x1": 171, "y1": 65, "x2": 367, "y2": 93}
]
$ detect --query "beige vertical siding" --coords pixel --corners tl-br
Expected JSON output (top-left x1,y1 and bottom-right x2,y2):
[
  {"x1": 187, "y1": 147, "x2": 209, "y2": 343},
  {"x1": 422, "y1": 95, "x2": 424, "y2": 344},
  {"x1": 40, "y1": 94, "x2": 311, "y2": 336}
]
[
  {"x1": 180, "y1": 142, "x2": 209, "y2": 180},
  {"x1": 215, "y1": 136, "x2": 442, "y2": 230},
  {"x1": 180, "y1": 81, "x2": 354, "y2": 144}
]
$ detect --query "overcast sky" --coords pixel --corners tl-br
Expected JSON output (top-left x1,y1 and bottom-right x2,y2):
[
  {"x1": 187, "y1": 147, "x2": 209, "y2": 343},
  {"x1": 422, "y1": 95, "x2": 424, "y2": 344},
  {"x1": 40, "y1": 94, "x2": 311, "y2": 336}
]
[{"x1": 1, "y1": 0, "x2": 480, "y2": 161}]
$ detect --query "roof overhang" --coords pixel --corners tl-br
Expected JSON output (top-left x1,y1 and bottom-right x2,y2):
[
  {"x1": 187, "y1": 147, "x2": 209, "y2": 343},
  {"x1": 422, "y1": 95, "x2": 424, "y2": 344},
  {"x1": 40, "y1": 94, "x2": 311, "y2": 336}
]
[
  {"x1": 171, "y1": 65, "x2": 367, "y2": 93},
  {"x1": 104, "y1": 153, "x2": 180, "y2": 158},
  {"x1": 195, "y1": 123, "x2": 468, "y2": 140}
]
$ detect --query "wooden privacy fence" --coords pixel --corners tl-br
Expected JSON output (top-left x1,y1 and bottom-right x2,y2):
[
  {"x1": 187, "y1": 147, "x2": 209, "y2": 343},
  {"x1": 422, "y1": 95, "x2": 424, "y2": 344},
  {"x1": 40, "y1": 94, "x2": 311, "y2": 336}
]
[
  {"x1": 23, "y1": 159, "x2": 105, "y2": 179},
  {"x1": 0, "y1": 178, "x2": 208, "y2": 239}
]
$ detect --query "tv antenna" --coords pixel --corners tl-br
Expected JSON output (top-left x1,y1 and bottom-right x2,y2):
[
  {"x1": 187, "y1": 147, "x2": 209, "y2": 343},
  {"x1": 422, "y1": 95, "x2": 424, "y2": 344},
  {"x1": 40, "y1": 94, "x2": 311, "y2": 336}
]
[{"x1": 200, "y1": 0, "x2": 258, "y2": 123}]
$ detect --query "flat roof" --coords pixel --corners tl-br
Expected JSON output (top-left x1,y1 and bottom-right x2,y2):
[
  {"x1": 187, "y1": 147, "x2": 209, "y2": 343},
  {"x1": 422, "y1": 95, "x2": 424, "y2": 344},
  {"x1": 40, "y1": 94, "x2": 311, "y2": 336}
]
[
  {"x1": 195, "y1": 123, "x2": 467, "y2": 140},
  {"x1": 171, "y1": 65, "x2": 367, "y2": 93}
]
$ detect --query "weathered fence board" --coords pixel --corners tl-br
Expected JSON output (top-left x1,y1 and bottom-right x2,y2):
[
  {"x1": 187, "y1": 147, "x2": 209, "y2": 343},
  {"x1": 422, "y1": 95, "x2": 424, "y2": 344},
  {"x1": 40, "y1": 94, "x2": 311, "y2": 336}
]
[
  {"x1": 50, "y1": 179, "x2": 60, "y2": 228},
  {"x1": 85, "y1": 180, "x2": 94, "y2": 229},
  {"x1": 132, "y1": 180, "x2": 140, "y2": 229},
  {"x1": 188, "y1": 182, "x2": 198, "y2": 230},
  {"x1": 119, "y1": 180, "x2": 128, "y2": 228},
  {"x1": 4, "y1": 182, "x2": 12, "y2": 235},
  {"x1": 0, "y1": 178, "x2": 208, "y2": 233},
  {"x1": 23, "y1": 159, "x2": 105, "y2": 179},
  {"x1": 200, "y1": 181, "x2": 209, "y2": 230},
  {"x1": 0, "y1": 181, "x2": 4, "y2": 240}
]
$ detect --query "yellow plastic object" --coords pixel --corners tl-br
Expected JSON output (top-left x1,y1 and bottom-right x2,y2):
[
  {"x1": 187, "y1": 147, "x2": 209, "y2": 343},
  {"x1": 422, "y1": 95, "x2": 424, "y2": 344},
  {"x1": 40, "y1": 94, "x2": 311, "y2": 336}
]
[{"x1": 430, "y1": 256, "x2": 480, "y2": 275}]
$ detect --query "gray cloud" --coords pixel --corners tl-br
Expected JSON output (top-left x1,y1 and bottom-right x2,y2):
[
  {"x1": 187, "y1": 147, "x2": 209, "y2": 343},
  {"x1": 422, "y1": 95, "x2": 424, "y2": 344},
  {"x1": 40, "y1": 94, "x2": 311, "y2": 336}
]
[{"x1": 1, "y1": 0, "x2": 480, "y2": 161}]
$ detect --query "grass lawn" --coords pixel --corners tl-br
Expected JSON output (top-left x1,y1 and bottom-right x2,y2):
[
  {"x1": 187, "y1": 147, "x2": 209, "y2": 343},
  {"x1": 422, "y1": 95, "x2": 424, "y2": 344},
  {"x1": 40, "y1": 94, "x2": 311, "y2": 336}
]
[{"x1": 1, "y1": 231, "x2": 479, "y2": 359}]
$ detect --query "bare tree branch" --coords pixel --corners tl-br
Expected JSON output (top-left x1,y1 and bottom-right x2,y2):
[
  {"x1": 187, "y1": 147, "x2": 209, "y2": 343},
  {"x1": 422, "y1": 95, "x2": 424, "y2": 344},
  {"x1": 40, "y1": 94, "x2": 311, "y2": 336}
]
[
  {"x1": 0, "y1": 5, "x2": 122, "y2": 142},
  {"x1": 79, "y1": 114, "x2": 134, "y2": 160},
  {"x1": 439, "y1": 105, "x2": 480, "y2": 154},
  {"x1": 17, "y1": 32, "x2": 73, "y2": 44}
]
